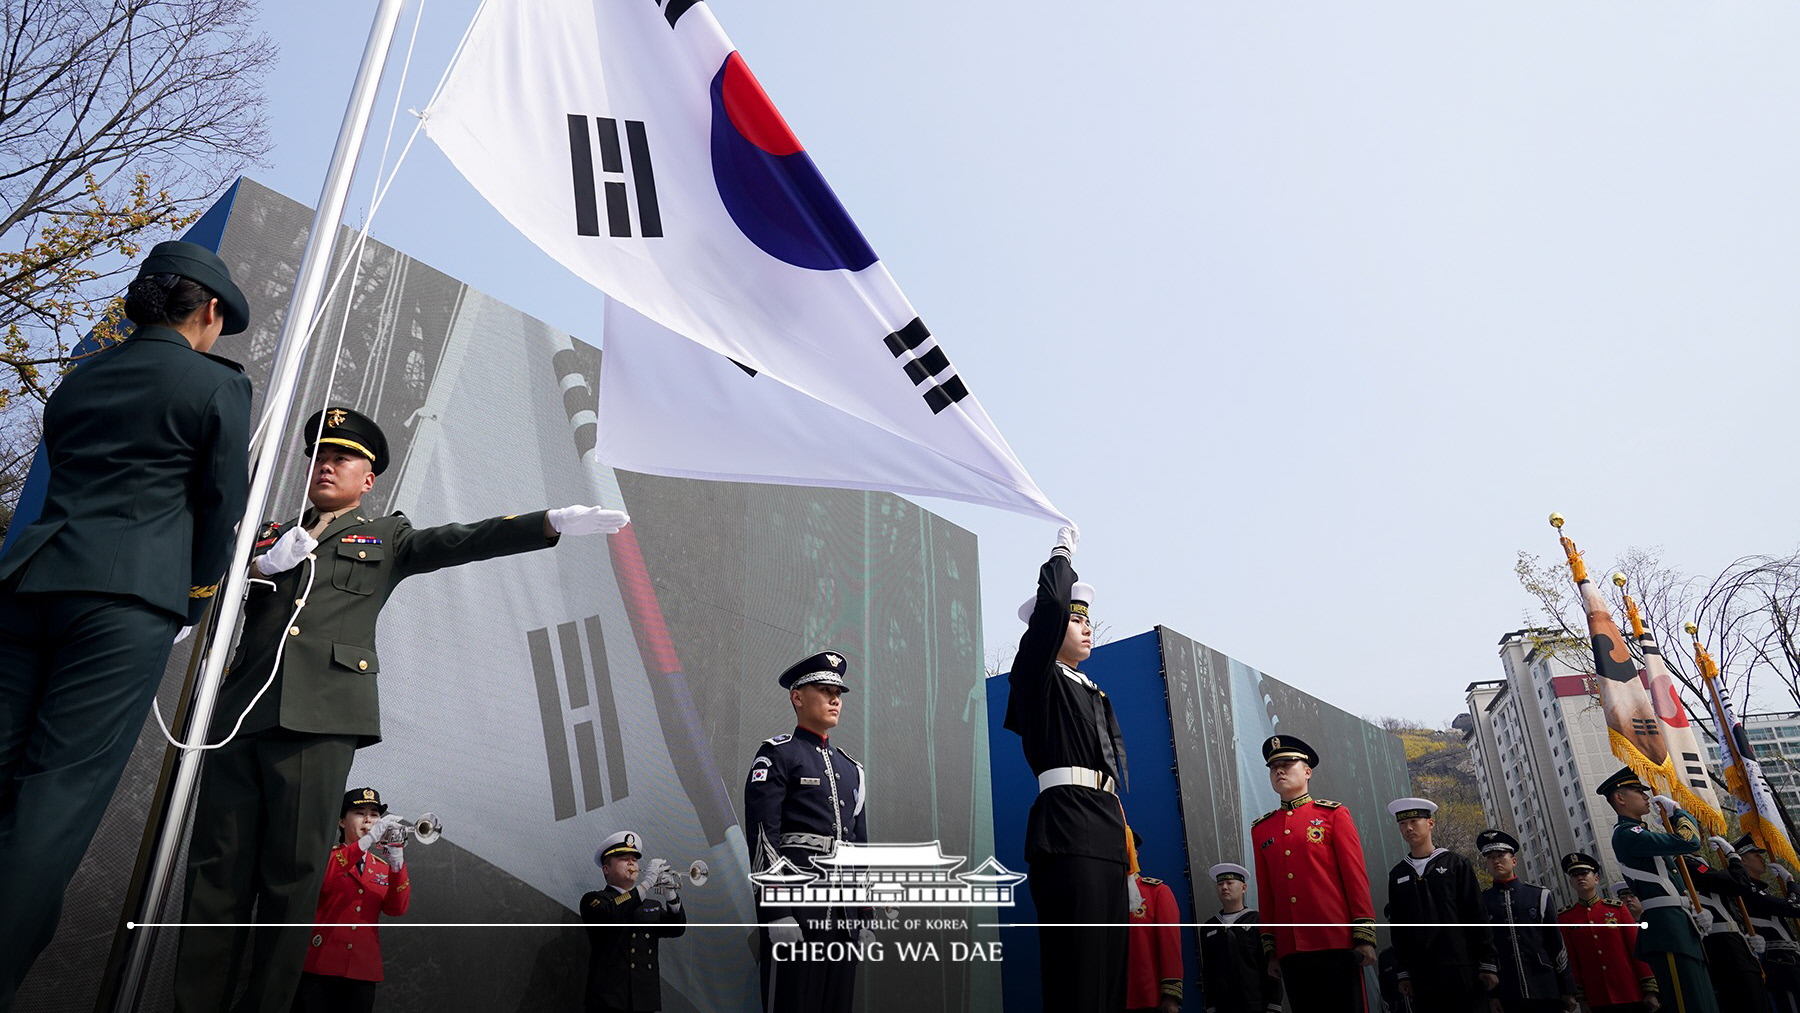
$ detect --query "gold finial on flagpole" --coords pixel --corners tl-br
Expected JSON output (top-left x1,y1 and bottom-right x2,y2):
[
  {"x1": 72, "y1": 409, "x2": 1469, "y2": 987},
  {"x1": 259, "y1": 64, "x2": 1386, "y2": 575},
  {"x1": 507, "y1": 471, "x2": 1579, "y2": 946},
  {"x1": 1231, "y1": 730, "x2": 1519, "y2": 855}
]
[
  {"x1": 1551, "y1": 513, "x2": 1586, "y2": 582},
  {"x1": 1685, "y1": 621, "x2": 1699, "y2": 637},
  {"x1": 1613, "y1": 572, "x2": 1627, "y2": 587},
  {"x1": 1615, "y1": 574, "x2": 1648, "y2": 638}
]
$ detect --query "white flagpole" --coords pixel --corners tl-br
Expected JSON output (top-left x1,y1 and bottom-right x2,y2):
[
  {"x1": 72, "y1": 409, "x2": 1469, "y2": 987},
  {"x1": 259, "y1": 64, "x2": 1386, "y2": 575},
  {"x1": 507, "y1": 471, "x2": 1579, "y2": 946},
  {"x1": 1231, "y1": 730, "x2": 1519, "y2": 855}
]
[{"x1": 110, "y1": 2, "x2": 410, "y2": 1006}]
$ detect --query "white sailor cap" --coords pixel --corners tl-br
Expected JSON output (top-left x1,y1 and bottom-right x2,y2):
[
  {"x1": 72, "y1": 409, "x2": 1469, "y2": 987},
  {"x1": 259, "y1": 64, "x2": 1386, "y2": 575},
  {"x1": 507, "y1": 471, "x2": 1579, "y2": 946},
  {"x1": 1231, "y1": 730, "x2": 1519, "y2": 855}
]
[
  {"x1": 1017, "y1": 582, "x2": 1097, "y2": 624},
  {"x1": 595, "y1": 830, "x2": 643, "y2": 866},
  {"x1": 1208, "y1": 862, "x2": 1249, "y2": 883},
  {"x1": 1388, "y1": 797, "x2": 1439, "y2": 822}
]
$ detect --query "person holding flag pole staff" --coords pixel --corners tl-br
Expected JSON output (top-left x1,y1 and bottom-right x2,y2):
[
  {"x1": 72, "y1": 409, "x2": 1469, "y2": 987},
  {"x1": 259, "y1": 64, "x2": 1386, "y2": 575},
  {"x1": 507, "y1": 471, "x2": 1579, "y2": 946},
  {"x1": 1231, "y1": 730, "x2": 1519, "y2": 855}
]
[
  {"x1": 1003, "y1": 524, "x2": 1133, "y2": 1013},
  {"x1": 1599, "y1": 766, "x2": 1720, "y2": 1013},
  {"x1": 1726, "y1": 834, "x2": 1800, "y2": 1012},
  {"x1": 173, "y1": 406, "x2": 632, "y2": 1013},
  {"x1": 0, "y1": 241, "x2": 253, "y2": 1005},
  {"x1": 1384, "y1": 797, "x2": 1497, "y2": 1013}
]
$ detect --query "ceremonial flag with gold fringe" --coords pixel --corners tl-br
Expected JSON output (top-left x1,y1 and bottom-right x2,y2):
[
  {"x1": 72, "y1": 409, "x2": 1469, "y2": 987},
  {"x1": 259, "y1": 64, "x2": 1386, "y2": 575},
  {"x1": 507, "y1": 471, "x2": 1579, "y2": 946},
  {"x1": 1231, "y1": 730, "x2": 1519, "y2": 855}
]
[
  {"x1": 1553, "y1": 522, "x2": 1723, "y2": 830},
  {"x1": 1694, "y1": 630, "x2": 1799, "y2": 866},
  {"x1": 1622, "y1": 588, "x2": 1725, "y2": 823}
]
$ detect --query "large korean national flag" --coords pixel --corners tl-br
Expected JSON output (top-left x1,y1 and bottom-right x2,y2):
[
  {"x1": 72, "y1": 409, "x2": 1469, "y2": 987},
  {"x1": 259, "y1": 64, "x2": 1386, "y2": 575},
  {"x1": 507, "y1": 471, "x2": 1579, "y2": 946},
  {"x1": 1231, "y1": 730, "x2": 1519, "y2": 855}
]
[{"x1": 424, "y1": 0, "x2": 1064, "y2": 522}]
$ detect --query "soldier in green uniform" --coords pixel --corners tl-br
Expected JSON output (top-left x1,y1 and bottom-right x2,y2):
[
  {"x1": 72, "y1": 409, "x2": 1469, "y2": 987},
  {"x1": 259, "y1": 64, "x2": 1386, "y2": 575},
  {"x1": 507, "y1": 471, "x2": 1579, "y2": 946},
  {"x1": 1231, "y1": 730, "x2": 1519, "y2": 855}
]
[
  {"x1": 0, "y1": 241, "x2": 252, "y2": 1006},
  {"x1": 1599, "y1": 767, "x2": 1719, "y2": 1013},
  {"x1": 173, "y1": 407, "x2": 631, "y2": 1013}
]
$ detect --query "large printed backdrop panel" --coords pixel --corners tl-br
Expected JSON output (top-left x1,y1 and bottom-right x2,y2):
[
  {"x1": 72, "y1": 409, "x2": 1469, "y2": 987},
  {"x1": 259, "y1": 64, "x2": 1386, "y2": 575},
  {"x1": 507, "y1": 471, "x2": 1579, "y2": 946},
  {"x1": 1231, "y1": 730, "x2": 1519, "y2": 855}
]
[{"x1": 19, "y1": 178, "x2": 995, "y2": 1013}]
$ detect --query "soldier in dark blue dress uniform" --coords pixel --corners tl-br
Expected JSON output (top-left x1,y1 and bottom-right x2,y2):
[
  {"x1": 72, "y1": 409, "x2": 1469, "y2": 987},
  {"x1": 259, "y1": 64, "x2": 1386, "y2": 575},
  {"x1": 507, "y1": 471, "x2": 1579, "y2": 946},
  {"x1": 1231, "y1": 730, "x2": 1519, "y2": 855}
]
[
  {"x1": 0, "y1": 241, "x2": 252, "y2": 1005},
  {"x1": 744, "y1": 651, "x2": 868, "y2": 1013},
  {"x1": 1478, "y1": 829, "x2": 1578, "y2": 1012},
  {"x1": 1003, "y1": 524, "x2": 1131, "y2": 1013}
]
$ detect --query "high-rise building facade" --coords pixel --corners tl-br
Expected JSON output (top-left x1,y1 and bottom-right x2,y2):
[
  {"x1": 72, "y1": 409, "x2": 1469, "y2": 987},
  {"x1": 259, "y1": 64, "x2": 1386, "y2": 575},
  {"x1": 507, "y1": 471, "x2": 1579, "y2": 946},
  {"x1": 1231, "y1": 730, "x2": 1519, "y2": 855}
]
[{"x1": 1463, "y1": 630, "x2": 1622, "y2": 899}]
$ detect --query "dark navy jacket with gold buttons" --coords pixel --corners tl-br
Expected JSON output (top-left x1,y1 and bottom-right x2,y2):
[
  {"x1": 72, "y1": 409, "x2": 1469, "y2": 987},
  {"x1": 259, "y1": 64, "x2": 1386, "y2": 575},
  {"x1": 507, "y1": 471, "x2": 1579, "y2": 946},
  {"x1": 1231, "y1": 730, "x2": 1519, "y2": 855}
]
[
  {"x1": 743, "y1": 726, "x2": 868, "y2": 920},
  {"x1": 214, "y1": 510, "x2": 555, "y2": 746},
  {"x1": 581, "y1": 884, "x2": 686, "y2": 1013}
]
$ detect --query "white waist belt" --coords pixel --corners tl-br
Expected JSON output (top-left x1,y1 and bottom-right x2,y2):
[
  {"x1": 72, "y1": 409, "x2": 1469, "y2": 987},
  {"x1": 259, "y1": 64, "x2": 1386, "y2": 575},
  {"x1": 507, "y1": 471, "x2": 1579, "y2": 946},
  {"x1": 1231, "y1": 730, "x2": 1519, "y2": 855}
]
[
  {"x1": 1038, "y1": 766, "x2": 1116, "y2": 794},
  {"x1": 1638, "y1": 896, "x2": 1687, "y2": 911}
]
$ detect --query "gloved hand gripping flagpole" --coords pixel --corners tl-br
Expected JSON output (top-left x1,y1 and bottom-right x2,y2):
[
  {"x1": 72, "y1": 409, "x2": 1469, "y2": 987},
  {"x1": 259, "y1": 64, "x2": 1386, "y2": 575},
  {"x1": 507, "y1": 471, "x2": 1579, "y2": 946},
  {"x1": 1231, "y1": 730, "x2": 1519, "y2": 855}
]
[{"x1": 110, "y1": 2, "x2": 410, "y2": 1008}]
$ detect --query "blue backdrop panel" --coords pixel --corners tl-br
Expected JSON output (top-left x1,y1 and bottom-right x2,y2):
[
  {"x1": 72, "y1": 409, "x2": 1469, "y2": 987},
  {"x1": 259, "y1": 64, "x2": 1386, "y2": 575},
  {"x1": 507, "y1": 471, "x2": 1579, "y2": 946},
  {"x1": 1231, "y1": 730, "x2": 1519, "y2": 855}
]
[{"x1": 987, "y1": 628, "x2": 1199, "y2": 1012}]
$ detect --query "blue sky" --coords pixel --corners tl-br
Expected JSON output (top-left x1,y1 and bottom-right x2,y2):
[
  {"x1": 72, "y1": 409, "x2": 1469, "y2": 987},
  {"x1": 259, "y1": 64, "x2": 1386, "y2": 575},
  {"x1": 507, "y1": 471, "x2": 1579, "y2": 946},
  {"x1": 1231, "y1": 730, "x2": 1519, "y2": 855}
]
[{"x1": 250, "y1": 1, "x2": 1800, "y2": 724}]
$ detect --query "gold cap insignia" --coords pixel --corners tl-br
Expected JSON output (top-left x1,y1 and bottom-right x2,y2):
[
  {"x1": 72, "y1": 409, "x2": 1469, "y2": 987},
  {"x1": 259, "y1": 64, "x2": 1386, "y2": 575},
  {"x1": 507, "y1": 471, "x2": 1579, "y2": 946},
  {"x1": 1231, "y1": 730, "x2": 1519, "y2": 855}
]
[
  {"x1": 326, "y1": 408, "x2": 348, "y2": 428},
  {"x1": 362, "y1": 789, "x2": 376, "y2": 801},
  {"x1": 824, "y1": 653, "x2": 842, "y2": 668},
  {"x1": 1271, "y1": 737, "x2": 1281, "y2": 749}
]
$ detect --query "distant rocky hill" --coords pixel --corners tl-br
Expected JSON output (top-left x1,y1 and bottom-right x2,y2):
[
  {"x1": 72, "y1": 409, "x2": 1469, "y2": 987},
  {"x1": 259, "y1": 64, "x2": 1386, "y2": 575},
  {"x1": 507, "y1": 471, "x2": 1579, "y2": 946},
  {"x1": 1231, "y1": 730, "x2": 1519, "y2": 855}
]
[{"x1": 1383, "y1": 722, "x2": 1485, "y2": 862}]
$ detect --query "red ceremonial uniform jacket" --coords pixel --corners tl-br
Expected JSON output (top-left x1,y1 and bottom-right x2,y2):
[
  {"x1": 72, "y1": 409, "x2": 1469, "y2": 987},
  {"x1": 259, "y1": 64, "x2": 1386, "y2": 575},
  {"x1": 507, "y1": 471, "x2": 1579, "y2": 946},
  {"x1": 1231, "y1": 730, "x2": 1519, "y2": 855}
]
[
  {"x1": 303, "y1": 842, "x2": 411, "y2": 981},
  {"x1": 1127, "y1": 874, "x2": 1185, "y2": 1010},
  {"x1": 1556, "y1": 897, "x2": 1654, "y2": 1007},
  {"x1": 1250, "y1": 793, "x2": 1376, "y2": 958}
]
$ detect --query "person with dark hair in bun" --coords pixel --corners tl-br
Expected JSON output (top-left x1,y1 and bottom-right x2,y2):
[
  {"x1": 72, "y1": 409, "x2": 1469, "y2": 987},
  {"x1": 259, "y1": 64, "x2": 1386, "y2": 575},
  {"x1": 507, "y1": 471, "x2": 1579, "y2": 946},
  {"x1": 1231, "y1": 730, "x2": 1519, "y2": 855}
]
[{"x1": 0, "y1": 240, "x2": 253, "y2": 1003}]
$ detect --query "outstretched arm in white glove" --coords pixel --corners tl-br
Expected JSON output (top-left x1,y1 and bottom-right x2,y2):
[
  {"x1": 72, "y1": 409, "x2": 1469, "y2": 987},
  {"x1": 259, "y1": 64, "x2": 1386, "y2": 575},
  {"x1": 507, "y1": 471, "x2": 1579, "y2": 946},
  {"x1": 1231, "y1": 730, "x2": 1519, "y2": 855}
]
[
  {"x1": 254, "y1": 525, "x2": 318, "y2": 576},
  {"x1": 545, "y1": 506, "x2": 630, "y2": 538},
  {"x1": 767, "y1": 916, "x2": 803, "y2": 946},
  {"x1": 1051, "y1": 524, "x2": 1079, "y2": 558}
]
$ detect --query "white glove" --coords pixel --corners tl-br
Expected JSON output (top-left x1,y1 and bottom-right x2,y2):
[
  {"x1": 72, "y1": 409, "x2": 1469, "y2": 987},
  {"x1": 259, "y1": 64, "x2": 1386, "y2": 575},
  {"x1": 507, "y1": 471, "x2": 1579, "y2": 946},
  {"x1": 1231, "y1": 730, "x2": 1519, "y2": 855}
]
[
  {"x1": 767, "y1": 916, "x2": 803, "y2": 946},
  {"x1": 382, "y1": 838, "x2": 406, "y2": 871},
  {"x1": 856, "y1": 927, "x2": 876, "y2": 947},
  {"x1": 1694, "y1": 908, "x2": 1714, "y2": 934},
  {"x1": 1751, "y1": 934, "x2": 1768, "y2": 956},
  {"x1": 1710, "y1": 835, "x2": 1736, "y2": 856},
  {"x1": 254, "y1": 526, "x2": 318, "y2": 576},
  {"x1": 1651, "y1": 795, "x2": 1679, "y2": 822},
  {"x1": 546, "y1": 505, "x2": 630, "y2": 537},
  {"x1": 359, "y1": 814, "x2": 404, "y2": 852},
  {"x1": 643, "y1": 858, "x2": 671, "y2": 887},
  {"x1": 174, "y1": 626, "x2": 194, "y2": 645},
  {"x1": 1053, "y1": 524, "x2": 1079, "y2": 556},
  {"x1": 1775, "y1": 864, "x2": 1794, "y2": 883}
]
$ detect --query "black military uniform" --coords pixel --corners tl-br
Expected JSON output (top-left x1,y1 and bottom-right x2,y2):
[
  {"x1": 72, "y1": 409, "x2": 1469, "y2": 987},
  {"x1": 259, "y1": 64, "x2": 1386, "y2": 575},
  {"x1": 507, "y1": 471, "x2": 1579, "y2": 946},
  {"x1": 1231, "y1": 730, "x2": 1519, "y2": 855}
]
[
  {"x1": 1386, "y1": 800, "x2": 1496, "y2": 1013},
  {"x1": 175, "y1": 408, "x2": 567, "y2": 1013},
  {"x1": 745, "y1": 651, "x2": 868, "y2": 1013},
  {"x1": 1478, "y1": 829, "x2": 1577, "y2": 1012},
  {"x1": 0, "y1": 241, "x2": 251, "y2": 1004},
  {"x1": 1198, "y1": 863, "x2": 1281, "y2": 1013},
  {"x1": 1004, "y1": 540, "x2": 1128, "y2": 1013},
  {"x1": 1678, "y1": 851, "x2": 1773, "y2": 1012},
  {"x1": 1734, "y1": 835, "x2": 1800, "y2": 1013},
  {"x1": 582, "y1": 831, "x2": 688, "y2": 1013}
]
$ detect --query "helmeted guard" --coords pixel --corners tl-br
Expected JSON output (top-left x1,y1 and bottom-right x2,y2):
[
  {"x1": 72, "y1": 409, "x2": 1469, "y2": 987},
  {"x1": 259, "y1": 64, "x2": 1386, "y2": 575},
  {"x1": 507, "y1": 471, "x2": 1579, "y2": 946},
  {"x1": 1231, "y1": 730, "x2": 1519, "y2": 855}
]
[
  {"x1": 1250, "y1": 734, "x2": 1376, "y2": 1012},
  {"x1": 1476, "y1": 829, "x2": 1578, "y2": 1012},
  {"x1": 1003, "y1": 525, "x2": 1131, "y2": 1013},
  {"x1": 1599, "y1": 766, "x2": 1719, "y2": 1013},
  {"x1": 1555, "y1": 851, "x2": 1657, "y2": 1013},
  {"x1": 1198, "y1": 863, "x2": 1281, "y2": 1013},
  {"x1": 581, "y1": 830, "x2": 688, "y2": 1013},
  {"x1": 176, "y1": 406, "x2": 631, "y2": 1013},
  {"x1": 1385, "y1": 798, "x2": 1496, "y2": 1013},
  {"x1": 745, "y1": 650, "x2": 868, "y2": 1013}
]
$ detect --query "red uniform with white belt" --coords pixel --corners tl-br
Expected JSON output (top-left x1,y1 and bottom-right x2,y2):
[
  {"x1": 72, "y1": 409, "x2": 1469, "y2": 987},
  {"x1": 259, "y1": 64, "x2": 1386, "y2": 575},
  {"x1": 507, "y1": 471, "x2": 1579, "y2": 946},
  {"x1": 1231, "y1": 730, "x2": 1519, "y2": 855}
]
[
  {"x1": 1251, "y1": 793, "x2": 1377, "y2": 958},
  {"x1": 302, "y1": 842, "x2": 411, "y2": 981}
]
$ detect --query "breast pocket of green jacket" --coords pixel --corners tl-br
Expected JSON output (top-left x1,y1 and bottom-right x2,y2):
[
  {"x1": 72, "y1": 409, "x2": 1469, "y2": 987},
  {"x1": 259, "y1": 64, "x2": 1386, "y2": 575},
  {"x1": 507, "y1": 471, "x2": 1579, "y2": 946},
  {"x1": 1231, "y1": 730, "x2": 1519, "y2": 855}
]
[{"x1": 332, "y1": 541, "x2": 385, "y2": 595}]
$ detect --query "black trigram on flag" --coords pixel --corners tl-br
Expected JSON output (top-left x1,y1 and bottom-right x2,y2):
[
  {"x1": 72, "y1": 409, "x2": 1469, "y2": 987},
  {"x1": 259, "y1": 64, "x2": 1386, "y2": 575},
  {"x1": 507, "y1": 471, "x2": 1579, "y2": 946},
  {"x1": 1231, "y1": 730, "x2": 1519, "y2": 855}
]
[
  {"x1": 528, "y1": 616, "x2": 629, "y2": 821},
  {"x1": 567, "y1": 114, "x2": 662, "y2": 239},
  {"x1": 883, "y1": 317, "x2": 969, "y2": 415}
]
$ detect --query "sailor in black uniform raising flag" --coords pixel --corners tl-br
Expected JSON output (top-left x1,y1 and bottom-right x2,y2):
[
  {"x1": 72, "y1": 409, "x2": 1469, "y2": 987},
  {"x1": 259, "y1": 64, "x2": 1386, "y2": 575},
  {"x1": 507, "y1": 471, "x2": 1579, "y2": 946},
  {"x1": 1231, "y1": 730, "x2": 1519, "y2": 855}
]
[{"x1": 1004, "y1": 524, "x2": 1130, "y2": 1012}]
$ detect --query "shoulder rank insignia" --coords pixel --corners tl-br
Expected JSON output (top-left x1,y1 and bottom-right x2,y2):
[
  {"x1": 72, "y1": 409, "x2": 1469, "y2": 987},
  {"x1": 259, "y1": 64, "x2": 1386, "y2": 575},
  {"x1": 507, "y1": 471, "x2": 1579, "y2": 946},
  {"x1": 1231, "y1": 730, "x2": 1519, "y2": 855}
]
[
  {"x1": 1253, "y1": 809, "x2": 1279, "y2": 825},
  {"x1": 765, "y1": 733, "x2": 792, "y2": 746},
  {"x1": 587, "y1": 896, "x2": 602, "y2": 909},
  {"x1": 1313, "y1": 798, "x2": 1342, "y2": 808},
  {"x1": 189, "y1": 583, "x2": 219, "y2": 599},
  {"x1": 1139, "y1": 876, "x2": 1162, "y2": 886}
]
